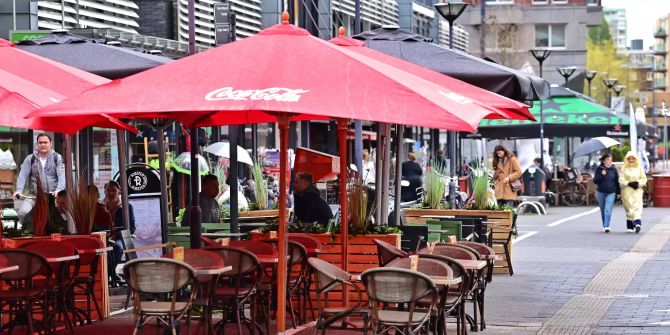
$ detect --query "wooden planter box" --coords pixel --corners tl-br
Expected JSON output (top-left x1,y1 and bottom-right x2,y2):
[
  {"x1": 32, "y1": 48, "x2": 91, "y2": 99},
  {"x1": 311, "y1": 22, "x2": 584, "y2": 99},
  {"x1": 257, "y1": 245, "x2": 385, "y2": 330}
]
[
  {"x1": 239, "y1": 209, "x2": 282, "y2": 218},
  {"x1": 249, "y1": 231, "x2": 400, "y2": 313},
  {"x1": 402, "y1": 208, "x2": 514, "y2": 274}
]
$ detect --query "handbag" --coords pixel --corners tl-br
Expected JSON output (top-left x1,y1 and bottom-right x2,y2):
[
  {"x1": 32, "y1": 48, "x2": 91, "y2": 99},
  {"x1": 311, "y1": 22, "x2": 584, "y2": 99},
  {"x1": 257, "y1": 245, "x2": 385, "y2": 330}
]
[{"x1": 510, "y1": 179, "x2": 522, "y2": 193}]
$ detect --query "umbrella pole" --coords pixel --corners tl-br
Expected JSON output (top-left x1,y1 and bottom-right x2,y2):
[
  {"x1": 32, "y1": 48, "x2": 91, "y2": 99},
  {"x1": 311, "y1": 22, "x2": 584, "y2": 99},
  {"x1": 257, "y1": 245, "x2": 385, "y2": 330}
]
[
  {"x1": 230, "y1": 126, "x2": 239, "y2": 236},
  {"x1": 394, "y1": 125, "x2": 404, "y2": 227},
  {"x1": 156, "y1": 126, "x2": 170, "y2": 244},
  {"x1": 189, "y1": 127, "x2": 202, "y2": 249},
  {"x1": 337, "y1": 119, "x2": 349, "y2": 306},
  {"x1": 116, "y1": 129, "x2": 131, "y2": 233},
  {"x1": 277, "y1": 116, "x2": 291, "y2": 335},
  {"x1": 64, "y1": 134, "x2": 74, "y2": 193}
]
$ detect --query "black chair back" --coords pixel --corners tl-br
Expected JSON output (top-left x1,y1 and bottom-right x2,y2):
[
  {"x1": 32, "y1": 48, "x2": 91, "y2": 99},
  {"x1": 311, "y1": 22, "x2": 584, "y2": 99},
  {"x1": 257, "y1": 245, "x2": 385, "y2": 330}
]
[{"x1": 399, "y1": 225, "x2": 428, "y2": 253}]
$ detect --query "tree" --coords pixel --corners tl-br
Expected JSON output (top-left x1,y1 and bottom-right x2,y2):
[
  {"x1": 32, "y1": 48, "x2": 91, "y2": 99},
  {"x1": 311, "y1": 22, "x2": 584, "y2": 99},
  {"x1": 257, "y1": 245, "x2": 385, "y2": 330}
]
[{"x1": 588, "y1": 19, "x2": 612, "y2": 45}]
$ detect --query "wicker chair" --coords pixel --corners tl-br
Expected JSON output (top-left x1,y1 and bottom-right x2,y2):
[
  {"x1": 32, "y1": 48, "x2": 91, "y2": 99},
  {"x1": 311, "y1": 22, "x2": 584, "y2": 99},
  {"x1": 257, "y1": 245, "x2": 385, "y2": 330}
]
[
  {"x1": 289, "y1": 234, "x2": 322, "y2": 321},
  {"x1": 123, "y1": 258, "x2": 196, "y2": 335},
  {"x1": 361, "y1": 268, "x2": 438, "y2": 335},
  {"x1": 63, "y1": 235, "x2": 106, "y2": 325},
  {"x1": 418, "y1": 254, "x2": 470, "y2": 335},
  {"x1": 457, "y1": 242, "x2": 496, "y2": 331},
  {"x1": 22, "y1": 240, "x2": 81, "y2": 333},
  {"x1": 309, "y1": 257, "x2": 369, "y2": 334},
  {"x1": 206, "y1": 246, "x2": 265, "y2": 335},
  {"x1": 0, "y1": 250, "x2": 52, "y2": 334},
  {"x1": 373, "y1": 239, "x2": 408, "y2": 267}
]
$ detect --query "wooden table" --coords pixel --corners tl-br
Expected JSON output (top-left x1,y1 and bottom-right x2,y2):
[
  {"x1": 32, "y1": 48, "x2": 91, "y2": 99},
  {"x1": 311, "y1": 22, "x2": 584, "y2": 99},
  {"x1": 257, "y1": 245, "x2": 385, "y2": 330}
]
[
  {"x1": 455, "y1": 259, "x2": 486, "y2": 271},
  {"x1": 46, "y1": 255, "x2": 80, "y2": 263},
  {"x1": 170, "y1": 232, "x2": 248, "y2": 238},
  {"x1": 0, "y1": 265, "x2": 19, "y2": 274},
  {"x1": 351, "y1": 274, "x2": 461, "y2": 286}
]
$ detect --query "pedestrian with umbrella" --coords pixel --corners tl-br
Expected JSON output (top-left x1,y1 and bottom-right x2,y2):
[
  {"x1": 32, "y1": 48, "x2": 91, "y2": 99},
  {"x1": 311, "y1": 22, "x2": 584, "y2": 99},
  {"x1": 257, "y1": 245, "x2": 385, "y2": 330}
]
[
  {"x1": 593, "y1": 154, "x2": 619, "y2": 233},
  {"x1": 619, "y1": 152, "x2": 647, "y2": 233}
]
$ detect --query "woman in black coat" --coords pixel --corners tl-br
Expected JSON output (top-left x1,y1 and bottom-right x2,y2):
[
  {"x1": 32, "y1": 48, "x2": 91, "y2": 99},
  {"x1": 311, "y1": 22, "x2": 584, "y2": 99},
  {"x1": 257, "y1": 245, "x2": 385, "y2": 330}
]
[{"x1": 593, "y1": 154, "x2": 619, "y2": 233}]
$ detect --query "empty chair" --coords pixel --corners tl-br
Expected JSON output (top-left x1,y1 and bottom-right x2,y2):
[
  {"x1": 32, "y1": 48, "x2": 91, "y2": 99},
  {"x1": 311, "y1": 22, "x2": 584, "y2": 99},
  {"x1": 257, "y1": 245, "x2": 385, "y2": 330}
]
[
  {"x1": 309, "y1": 257, "x2": 368, "y2": 334},
  {"x1": 373, "y1": 239, "x2": 408, "y2": 267},
  {"x1": 427, "y1": 244, "x2": 478, "y2": 260},
  {"x1": 63, "y1": 236, "x2": 106, "y2": 325},
  {"x1": 123, "y1": 258, "x2": 196, "y2": 335},
  {"x1": 0, "y1": 250, "x2": 52, "y2": 334},
  {"x1": 419, "y1": 254, "x2": 470, "y2": 335},
  {"x1": 289, "y1": 234, "x2": 322, "y2": 321},
  {"x1": 398, "y1": 225, "x2": 429, "y2": 253},
  {"x1": 361, "y1": 267, "x2": 438, "y2": 335},
  {"x1": 457, "y1": 242, "x2": 496, "y2": 331}
]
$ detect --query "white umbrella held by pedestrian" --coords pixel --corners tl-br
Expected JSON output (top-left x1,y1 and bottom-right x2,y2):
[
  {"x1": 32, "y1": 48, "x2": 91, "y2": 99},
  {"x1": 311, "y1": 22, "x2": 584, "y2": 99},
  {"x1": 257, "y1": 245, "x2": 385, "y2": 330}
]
[
  {"x1": 204, "y1": 141, "x2": 254, "y2": 166},
  {"x1": 573, "y1": 137, "x2": 620, "y2": 158}
]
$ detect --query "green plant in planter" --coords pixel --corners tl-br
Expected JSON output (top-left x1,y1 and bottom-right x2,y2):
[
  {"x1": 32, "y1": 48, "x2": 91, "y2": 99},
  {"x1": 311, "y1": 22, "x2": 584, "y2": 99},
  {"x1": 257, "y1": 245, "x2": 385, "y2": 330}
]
[
  {"x1": 259, "y1": 219, "x2": 279, "y2": 233},
  {"x1": 469, "y1": 163, "x2": 494, "y2": 210},
  {"x1": 424, "y1": 168, "x2": 446, "y2": 209},
  {"x1": 348, "y1": 176, "x2": 370, "y2": 235},
  {"x1": 251, "y1": 163, "x2": 268, "y2": 210}
]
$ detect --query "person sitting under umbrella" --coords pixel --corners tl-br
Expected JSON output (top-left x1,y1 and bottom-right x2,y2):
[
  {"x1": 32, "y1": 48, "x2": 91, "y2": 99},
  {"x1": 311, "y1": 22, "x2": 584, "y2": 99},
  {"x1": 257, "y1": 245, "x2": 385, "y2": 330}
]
[
  {"x1": 183, "y1": 174, "x2": 220, "y2": 226},
  {"x1": 293, "y1": 172, "x2": 333, "y2": 225}
]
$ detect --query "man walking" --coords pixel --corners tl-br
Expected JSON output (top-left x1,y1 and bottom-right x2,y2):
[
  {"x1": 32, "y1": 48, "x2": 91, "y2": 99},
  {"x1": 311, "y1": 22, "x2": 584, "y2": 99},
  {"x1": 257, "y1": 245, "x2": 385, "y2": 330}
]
[{"x1": 14, "y1": 133, "x2": 66, "y2": 228}]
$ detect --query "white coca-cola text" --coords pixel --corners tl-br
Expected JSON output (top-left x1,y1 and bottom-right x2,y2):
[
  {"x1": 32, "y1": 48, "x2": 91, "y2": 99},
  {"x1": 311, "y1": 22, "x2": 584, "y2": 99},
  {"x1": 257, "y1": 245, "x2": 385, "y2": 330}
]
[{"x1": 205, "y1": 87, "x2": 309, "y2": 102}]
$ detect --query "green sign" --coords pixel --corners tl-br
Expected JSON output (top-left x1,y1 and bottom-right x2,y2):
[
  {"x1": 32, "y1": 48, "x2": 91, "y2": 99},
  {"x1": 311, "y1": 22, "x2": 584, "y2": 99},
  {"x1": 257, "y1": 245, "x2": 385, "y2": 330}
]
[{"x1": 9, "y1": 31, "x2": 51, "y2": 43}]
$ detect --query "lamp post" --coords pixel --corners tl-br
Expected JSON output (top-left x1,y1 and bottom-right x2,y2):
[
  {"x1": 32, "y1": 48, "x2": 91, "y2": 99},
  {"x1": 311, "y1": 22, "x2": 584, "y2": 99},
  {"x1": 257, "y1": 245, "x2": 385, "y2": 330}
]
[
  {"x1": 530, "y1": 48, "x2": 552, "y2": 168},
  {"x1": 557, "y1": 66, "x2": 577, "y2": 87},
  {"x1": 613, "y1": 85, "x2": 626, "y2": 97},
  {"x1": 435, "y1": 1, "x2": 467, "y2": 209},
  {"x1": 584, "y1": 70, "x2": 597, "y2": 97},
  {"x1": 602, "y1": 78, "x2": 618, "y2": 108}
]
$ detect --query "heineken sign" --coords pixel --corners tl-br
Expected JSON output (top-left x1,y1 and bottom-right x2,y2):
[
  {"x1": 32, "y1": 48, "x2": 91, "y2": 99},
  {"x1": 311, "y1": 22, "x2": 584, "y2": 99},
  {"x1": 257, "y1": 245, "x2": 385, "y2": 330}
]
[{"x1": 480, "y1": 113, "x2": 629, "y2": 127}]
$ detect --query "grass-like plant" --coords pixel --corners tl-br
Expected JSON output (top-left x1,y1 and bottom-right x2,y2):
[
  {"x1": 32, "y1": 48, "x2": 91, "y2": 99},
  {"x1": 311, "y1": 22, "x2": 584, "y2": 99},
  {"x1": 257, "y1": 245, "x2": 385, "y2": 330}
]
[
  {"x1": 31, "y1": 177, "x2": 49, "y2": 236},
  {"x1": 251, "y1": 163, "x2": 268, "y2": 210},
  {"x1": 424, "y1": 168, "x2": 446, "y2": 209},
  {"x1": 469, "y1": 163, "x2": 493, "y2": 210},
  {"x1": 348, "y1": 176, "x2": 369, "y2": 235},
  {"x1": 67, "y1": 177, "x2": 99, "y2": 235}
]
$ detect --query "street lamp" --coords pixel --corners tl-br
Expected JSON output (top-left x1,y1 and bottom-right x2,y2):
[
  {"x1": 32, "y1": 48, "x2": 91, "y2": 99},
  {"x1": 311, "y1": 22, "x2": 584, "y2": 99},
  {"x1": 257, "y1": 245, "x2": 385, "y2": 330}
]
[
  {"x1": 613, "y1": 85, "x2": 626, "y2": 97},
  {"x1": 530, "y1": 48, "x2": 552, "y2": 168},
  {"x1": 602, "y1": 78, "x2": 618, "y2": 108},
  {"x1": 557, "y1": 66, "x2": 577, "y2": 86},
  {"x1": 434, "y1": 2, "x2": 469, "y2": 49},
  {"x1": 435, "y1": 1, "x2": 467, "y2": 210},
  {"x1": 584, "y1": 70, "x2": 597, "y2": 97}
]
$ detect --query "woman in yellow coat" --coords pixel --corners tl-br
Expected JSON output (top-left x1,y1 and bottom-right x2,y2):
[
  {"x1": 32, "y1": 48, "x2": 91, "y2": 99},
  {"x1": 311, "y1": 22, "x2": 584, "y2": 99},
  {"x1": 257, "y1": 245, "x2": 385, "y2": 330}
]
[
  {"x1": 619, "y1": 151, "x2": 647, "y2": 233},
  {"x1": 492, "y1": 145, "x2": 522, "y2": 207}
]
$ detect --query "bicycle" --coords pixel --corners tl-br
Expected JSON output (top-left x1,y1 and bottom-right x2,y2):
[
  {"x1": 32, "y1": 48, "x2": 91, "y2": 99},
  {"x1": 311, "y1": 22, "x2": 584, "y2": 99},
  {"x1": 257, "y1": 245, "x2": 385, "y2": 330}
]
[{"x1": 555, "y1": 167, "x2": 587, "y2": 207}]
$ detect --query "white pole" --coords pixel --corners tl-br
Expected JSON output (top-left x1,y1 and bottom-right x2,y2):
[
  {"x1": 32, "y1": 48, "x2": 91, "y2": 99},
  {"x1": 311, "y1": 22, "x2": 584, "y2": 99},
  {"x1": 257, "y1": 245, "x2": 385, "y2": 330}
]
[{"x1": 12, "y1": 0, "x2": 16, "y2": 30}]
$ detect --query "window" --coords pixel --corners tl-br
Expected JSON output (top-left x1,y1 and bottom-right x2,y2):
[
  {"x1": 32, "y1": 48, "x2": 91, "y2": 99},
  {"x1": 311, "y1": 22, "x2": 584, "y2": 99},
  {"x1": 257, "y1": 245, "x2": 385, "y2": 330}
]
[
  {"x1": 485, "y1": 0, "x2": 514, "y2": 4},
  {"x1": 552, "y1": 0, "x2": 567, "y2": 4},
  {"x1": 486, "y1": 25, "x2": 516, "y2": 49},
  {"x1": 535, "y1": 24, "x2": 566, "y2": 48},
  {"x1": 531, "y1": 0, "x2": 548, "y2": 4},
  {"x1": 586, "y1": 0, "x2": 599, "y2": 5}
]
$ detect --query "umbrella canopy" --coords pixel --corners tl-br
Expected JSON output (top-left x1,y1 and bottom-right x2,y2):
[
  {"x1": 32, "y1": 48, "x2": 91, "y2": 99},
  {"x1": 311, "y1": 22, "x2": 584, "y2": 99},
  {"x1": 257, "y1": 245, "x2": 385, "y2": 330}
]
[
  {"x1": 172, "y1": 152, "x2": 209, "y2": 175},
  {"x1": 354, "y1": 26, "x2": 550, "y2": 101},
  {"x1": 204, "y1": 141, "x2": 254, "y2": 166},
  {"x1": 16, "y1": 32, "x2": 172, "y2": 79},
  {"x1": 32, "y1": 23, "x2": 518, "y2": 133},
  {"x1": 0, "y1": 39, "x2": 136, "y2": 134},
  {"x1": 474, "y1": 87, "x2": 640, "y2": 139},
  {"x1": 573, "y1": 137, "x2": 620, "y2": 157},
  {"x1": 330, "y1": 33, "x2": 534, "y2": 121}
]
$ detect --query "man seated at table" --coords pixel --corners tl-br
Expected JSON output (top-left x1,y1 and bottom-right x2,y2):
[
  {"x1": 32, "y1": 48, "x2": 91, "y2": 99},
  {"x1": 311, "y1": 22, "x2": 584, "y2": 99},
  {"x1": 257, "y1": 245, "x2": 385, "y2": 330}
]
[
  {"x1": 293, "y1": 172, "x2": 333, "y2": 225},
  {"x1": 183, "y1": 174, "x2": 221, "y2": 226},
  {"x1": 48, "y1": 190, "x2": 75, "y2": 234}
]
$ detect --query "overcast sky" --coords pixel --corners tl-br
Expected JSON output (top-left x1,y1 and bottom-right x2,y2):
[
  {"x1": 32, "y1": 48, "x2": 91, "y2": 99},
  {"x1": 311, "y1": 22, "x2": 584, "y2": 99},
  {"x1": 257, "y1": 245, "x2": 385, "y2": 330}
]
[{"x1": 601, "y1": 0, "x2": 670, "y2": 49}]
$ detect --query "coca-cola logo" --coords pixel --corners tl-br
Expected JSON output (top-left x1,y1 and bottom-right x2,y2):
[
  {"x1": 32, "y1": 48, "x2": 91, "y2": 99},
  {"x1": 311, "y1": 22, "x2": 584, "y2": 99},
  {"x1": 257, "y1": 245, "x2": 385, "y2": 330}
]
[
  {"x1": 439, "y1": 91, "x2": 472, "y2": 105},
  {"x1": 205, "y1": 87, "x2": 309, "y2": 102}
]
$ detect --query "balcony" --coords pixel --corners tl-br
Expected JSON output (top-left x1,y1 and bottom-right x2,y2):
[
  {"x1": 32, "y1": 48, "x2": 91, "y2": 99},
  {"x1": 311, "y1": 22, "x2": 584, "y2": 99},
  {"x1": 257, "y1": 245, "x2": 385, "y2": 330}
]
[
  {"x1": 654, "y1": 78, "x2": 667, "y2": 90},
  {"x1": 654, "y1": 28, "x2": 667, "y2": 39},
  {"x1": 654, "y1": 65, "x2": 668, "y2": 73},
  {"x1": 654, "y1": 44, "x2": 668, "y2": 55}
]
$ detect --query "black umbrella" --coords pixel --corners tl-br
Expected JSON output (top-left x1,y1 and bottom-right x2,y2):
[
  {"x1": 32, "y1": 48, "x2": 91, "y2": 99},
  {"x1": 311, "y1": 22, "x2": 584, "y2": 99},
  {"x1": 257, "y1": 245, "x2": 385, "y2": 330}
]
[
  {"x1": 353, "y1": 26, "x2": 550, "y2": 101},
  {"x1": 17, "y1": 32, "x2": 171, "y2": 79}
]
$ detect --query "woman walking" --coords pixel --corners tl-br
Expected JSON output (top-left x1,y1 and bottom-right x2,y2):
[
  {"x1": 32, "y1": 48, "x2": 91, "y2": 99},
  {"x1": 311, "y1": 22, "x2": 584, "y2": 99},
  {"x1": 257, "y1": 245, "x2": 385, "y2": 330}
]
[
  {"x1": 619, "y1": 151, "x2": 646, "y2": 233},
  {"x1": 492, "y1": 145, "x2": 522, "y2": 207},
  {"x1": 593, "y1": 154, "x2": 619, "y2": 233}
]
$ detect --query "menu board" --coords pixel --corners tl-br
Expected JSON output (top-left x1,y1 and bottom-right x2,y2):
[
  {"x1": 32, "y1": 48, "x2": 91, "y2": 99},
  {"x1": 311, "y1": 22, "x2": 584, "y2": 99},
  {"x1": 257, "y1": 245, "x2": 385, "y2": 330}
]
[{"x1": 128, "y1": 196, "x2": 163, "y2": 258}]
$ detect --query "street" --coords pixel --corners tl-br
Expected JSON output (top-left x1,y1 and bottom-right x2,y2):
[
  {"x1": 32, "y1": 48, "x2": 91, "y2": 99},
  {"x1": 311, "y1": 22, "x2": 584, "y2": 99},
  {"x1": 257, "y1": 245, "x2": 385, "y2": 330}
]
[{"x1": 480, "y1": 205, "x2": 670, "y2": 335}]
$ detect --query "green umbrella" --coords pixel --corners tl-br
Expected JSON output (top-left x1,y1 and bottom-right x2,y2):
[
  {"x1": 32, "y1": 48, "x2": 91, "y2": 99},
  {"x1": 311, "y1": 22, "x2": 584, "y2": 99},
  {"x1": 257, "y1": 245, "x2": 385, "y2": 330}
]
[{"x1": 172, "y1": 152, "x2": 209, "y2": 175}]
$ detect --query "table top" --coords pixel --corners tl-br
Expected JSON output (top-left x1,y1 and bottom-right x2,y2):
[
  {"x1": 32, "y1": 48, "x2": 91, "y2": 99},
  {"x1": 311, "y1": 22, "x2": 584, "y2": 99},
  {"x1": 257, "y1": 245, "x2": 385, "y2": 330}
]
[
  {"x1": 194, "y1": 265, "x2": 232, "y2": 276},
  {"x1": 0, "y1": 265, "x2": 19, "y2": 274},
  {"x1": 257, "y1": 255, "x2": 279, "y2": 264},
  {"x1": 77, "y1": 247, "x2": 114, "y2": 254},
  {"x1": 170, "y1": 232, "x2": 247, "y2": 238},
  {"x1": 47, "y1": 255, "x2": 80, "y2": 263},
  {"x1": 457, "y1": 259, "x2": 486, "y2": 270},
  {"x1": 351, "y1": 274, "x2": 461, "y2": 286}
]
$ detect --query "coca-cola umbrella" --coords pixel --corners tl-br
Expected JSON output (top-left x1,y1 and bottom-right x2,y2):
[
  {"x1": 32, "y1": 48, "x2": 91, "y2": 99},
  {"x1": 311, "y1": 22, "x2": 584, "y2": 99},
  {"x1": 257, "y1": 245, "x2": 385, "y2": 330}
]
[{"x1": 31, "y1": 15, "x2": 529, "y2": 333}]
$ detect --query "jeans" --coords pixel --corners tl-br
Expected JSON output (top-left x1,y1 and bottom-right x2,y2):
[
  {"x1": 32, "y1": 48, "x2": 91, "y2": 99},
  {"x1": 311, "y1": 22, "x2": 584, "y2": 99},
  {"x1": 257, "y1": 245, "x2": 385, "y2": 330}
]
[{"x1": 596, "y1": 191, "x2": 615, "y2": 228}]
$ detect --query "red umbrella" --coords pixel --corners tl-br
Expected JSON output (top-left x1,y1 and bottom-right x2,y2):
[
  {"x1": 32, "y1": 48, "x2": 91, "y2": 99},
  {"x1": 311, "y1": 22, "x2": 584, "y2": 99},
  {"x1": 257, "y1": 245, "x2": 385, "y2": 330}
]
[
  {"x1": 329, "y1": 31, "x2": 535, "y2": 121},
  {"x1": 0, "y1": 38, "x2": 136, "y2": 133},
  {"x1": 30, "y1": 15, "x2": 533, "y2": 334}
]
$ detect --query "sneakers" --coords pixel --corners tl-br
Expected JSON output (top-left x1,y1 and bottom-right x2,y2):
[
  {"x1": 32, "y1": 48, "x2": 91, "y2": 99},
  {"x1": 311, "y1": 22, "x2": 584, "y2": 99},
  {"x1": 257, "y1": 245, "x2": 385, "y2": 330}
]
[
  {"x1": 635, "y1": 224, "x2": 641, "y2": 233},
  {"x1": 603, "y1": 227, "x2": 610, "y2": 233},
  {"x1": 627, "y1": 229, "x2": 635, "y2": 233}
]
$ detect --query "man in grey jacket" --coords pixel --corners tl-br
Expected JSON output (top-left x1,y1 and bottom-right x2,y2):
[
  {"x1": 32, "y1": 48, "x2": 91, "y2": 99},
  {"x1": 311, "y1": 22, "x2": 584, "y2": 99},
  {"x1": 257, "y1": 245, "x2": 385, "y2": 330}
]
[{"x1": 14, "y1": 133, "x2": 66, "y2": 228}]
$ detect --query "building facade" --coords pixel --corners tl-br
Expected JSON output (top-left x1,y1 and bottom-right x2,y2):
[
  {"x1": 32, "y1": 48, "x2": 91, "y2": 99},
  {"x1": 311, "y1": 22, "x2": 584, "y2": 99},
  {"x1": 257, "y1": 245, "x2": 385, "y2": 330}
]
[
  {"x1": 457, "y1": 0, "x2": 602, "y2": 88},
  {"x1": 35, "y1": 0, "x2": 141, "y2": 33},
  {"x1": 603, "y1": 7, "x2": 626, "y2": 52}
]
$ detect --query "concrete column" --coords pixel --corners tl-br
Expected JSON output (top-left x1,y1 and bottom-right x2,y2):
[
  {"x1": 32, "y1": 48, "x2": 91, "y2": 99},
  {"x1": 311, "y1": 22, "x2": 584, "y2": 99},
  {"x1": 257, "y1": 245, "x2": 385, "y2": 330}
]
[
  {"x1": 317, "y1": 0, "x2": 332, "y2": 39},
  {"x1": 261, "y1": 0, "x2": 282, "y2": 29},
  {"x1": 397, "y1": 0, "x2": 413, "y2": 31}
]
